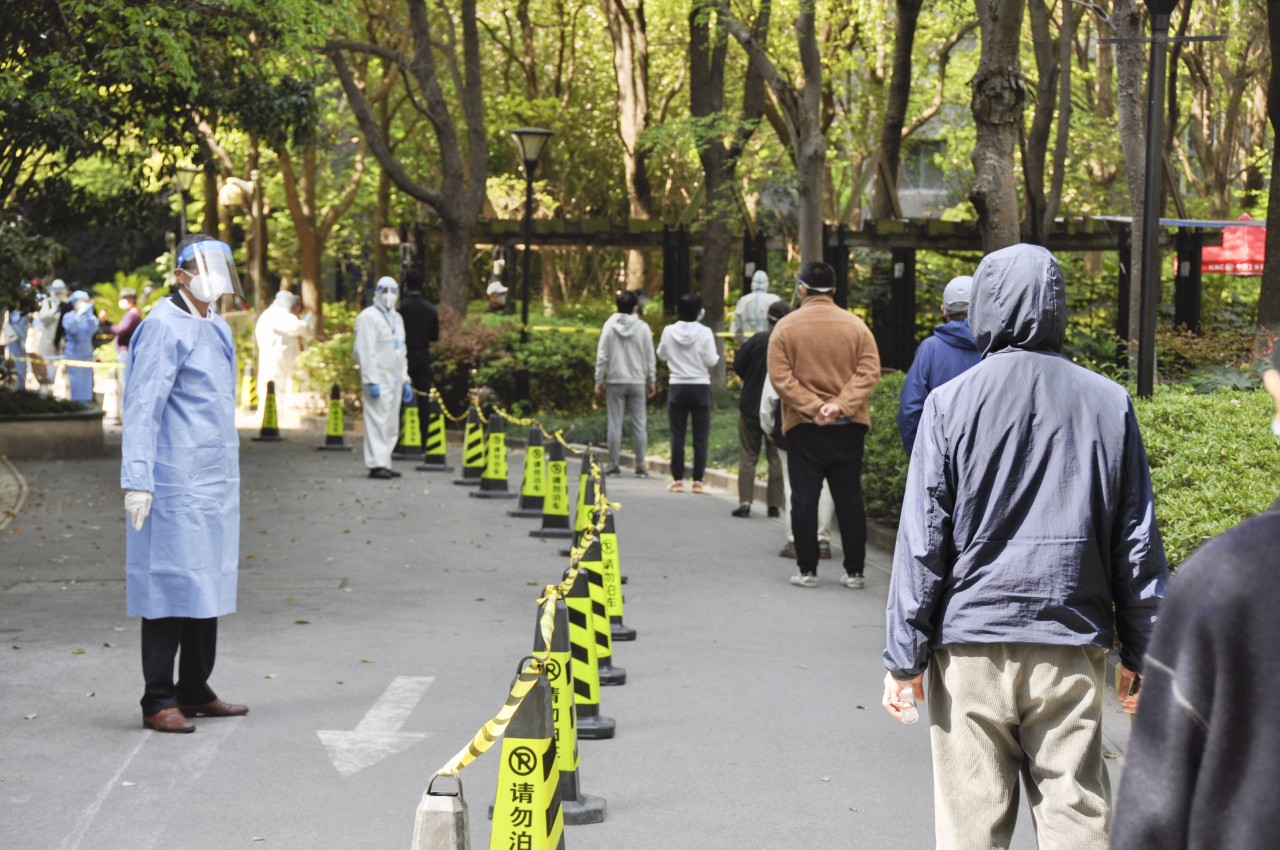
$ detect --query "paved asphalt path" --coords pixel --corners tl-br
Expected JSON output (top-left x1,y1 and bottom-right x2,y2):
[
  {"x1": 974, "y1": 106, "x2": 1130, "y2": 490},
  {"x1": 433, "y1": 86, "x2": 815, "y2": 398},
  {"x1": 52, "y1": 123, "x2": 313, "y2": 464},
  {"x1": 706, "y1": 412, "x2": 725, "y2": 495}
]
[{"x1": 1, "y1": 426, "x2": 1133, "y2": 849}]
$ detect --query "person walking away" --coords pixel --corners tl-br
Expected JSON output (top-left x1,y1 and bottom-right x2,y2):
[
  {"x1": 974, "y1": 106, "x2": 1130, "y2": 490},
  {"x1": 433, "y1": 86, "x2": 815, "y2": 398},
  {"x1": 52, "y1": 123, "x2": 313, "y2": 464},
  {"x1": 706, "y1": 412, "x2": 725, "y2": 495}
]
[
  {"x1": 896, "y1": 275, "x2": 982, "y2": 453},
  {"x1": 398, "y1": 269, "x2": 440, "y2": 424},
  {"x1": 730, "y1": 269, "x2": 781, "y2": 339},
  {"x1": 882, "y1": 244, "x2": 1167, "y2": 849},
  {"x1": 254, "y1": 290, "x2": 309, "y2": 409},
  {"x1": 595, "y1": 290, "x2": 656, "y2": 476},
  {"x1": 657, "y1": 292, "x2": 718, "y2": 493},
  {"x1": 731, "y1": 300, "x2": 786, "y2": 518},
  {"x1": 62, "y1": 290, "x2": 99, "y2": 404},
  {"x1": 121, "y1": 234, "x2": 249, "y2": 733},
  {"x1": 768, "y1": 261, "x2": 880, "y2": 589},
  {"x1": 355, "y1": 276, "x2": 412, "y2": 480},
  {"x1": 761, "y1": 376, "x2": 837, "y2": 559}
]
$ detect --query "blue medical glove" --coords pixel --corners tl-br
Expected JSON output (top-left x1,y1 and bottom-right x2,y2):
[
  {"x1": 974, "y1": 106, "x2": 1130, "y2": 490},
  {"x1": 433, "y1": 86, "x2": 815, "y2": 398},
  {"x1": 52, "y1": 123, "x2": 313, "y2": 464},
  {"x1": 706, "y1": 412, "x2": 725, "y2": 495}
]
[
  {"x1": 402, "y1": 383, "x2": 414, "y2": 404},
  {"x1": 367, "y1": 383, "x2": 381, "y2": 399}
]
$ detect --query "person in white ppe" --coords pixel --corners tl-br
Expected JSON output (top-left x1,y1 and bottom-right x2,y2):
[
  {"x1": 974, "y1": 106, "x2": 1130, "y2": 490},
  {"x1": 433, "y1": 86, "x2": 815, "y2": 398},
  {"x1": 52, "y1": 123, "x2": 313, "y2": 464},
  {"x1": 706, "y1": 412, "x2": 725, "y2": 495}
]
[
  {"x1": 2, "y1": 283, "x2": 34, "y2": 390},
  {"x1": 730, "y1": 269, "x2": 781, "y2": 338},
  {"x1": 355, "y1": 276, "x2": 412, "y2": 480},
  {"x1": 254, "y1": 289, "x2": 308, "y2": 407},
  {"x1": 62, "y1": 290, "x2": 99, "y2": 403},
  {"x1": 31, "y1": 280, "x2": 67, "y2": 396},
  {"x1": 121, "y1": 234, "x2": 248, "y2": 734}
]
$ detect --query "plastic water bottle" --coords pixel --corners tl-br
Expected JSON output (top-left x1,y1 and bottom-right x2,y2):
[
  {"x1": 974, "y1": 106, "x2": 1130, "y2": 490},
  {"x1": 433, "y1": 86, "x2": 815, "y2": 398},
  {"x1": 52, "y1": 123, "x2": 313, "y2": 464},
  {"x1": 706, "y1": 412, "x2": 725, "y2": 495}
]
[{"x1": 899, "y1": 684, "x2": 919, "y2": 725}]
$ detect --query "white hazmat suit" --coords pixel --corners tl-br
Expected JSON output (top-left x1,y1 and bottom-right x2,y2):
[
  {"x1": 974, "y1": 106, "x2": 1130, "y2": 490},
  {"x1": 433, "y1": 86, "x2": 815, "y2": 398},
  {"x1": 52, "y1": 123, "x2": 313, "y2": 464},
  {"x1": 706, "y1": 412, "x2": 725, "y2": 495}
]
[
  {"x1": 730, "y1": 270, "x2": 781, "y2": 337},
  {"x1": 254, "y1": 290, "x2": 308, "y2": 404},
  {"x1": 354, "y1": 278, "x2": 411, "y2": 474}
]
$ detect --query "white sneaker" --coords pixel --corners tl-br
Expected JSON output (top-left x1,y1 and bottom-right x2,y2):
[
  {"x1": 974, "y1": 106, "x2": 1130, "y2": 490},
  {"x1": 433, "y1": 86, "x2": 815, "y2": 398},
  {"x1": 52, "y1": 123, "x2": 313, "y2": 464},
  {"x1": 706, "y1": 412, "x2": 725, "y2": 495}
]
[
  {"x1": 839, "y1": 574, "x2": 865, "y2": 589},
  {"x1": 789, "y1": 574, "x2": 818, "y2": 588}
]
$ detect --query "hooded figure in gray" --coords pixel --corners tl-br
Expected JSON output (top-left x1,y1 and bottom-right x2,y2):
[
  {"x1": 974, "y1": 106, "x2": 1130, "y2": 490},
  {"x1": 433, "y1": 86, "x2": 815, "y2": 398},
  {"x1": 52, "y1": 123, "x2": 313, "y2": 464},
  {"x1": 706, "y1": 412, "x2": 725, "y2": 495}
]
[{"x1": 885, "y1": 243, "x2": 1167, "y2": 680}]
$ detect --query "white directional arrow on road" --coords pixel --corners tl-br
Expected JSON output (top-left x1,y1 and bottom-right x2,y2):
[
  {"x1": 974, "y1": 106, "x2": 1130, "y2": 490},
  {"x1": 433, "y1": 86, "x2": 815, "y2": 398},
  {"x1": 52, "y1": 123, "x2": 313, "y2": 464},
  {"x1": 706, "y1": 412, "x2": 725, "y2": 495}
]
[{"x1": 318, "y1": 676, "x2": 434, "y2": 778}]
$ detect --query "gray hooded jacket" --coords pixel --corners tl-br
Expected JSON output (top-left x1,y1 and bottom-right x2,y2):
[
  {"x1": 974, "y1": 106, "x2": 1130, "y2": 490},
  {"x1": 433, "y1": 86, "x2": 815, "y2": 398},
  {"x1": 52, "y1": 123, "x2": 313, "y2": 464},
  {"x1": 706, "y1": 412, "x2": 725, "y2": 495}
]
[
  {"x1": 884, "y1": 244, "x2": 1167, "y2": 679},
  {"x1": 595, "y1": 312, "x2": 656, "y2": 386}
]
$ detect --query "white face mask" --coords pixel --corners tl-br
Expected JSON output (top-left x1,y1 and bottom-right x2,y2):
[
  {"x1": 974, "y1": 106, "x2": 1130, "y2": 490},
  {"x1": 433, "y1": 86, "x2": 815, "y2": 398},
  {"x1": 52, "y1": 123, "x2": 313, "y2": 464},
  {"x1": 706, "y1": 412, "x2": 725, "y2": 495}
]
[
  {"x1": 118, "y1": 300, "x2": 130, "y2": 310},
  {"x1": 697, "y1": 308, "x2": 706, "y2": 322},
  {"x1": 378, "y1": 291, "x2": 398, "y2": 311},
  {"x1": 185, "y1": 271, "x2": 229, "y2": 304}
]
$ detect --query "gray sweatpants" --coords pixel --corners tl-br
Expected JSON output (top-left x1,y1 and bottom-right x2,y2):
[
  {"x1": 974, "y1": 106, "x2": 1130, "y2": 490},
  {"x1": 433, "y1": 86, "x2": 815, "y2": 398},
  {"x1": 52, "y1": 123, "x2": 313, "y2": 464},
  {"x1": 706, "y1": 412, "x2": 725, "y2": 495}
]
[
  {"x1": 605, "y1": 383, "x2": 648, "y2": 471},
  {"x1": 927, "y1": 643, "x2": 1111, "y2": 850}
]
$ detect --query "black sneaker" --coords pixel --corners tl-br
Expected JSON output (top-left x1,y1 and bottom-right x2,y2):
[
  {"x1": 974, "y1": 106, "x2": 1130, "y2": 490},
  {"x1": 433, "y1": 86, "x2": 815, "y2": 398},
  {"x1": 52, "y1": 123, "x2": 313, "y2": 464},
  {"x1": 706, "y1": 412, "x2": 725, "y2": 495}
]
[
  {"x1": 634, "y1": 469, "x2": 650, "y2": 478},
  {"x1": 368, "y1": 468, "x2": 394, "y2": 479},
  {"x1": 767, "y1": 506, "x2": 781, "y2": 518},
  {"x1": 603, "y1": 466, "x2": 622, "y2": 476},
  {"x1": 731, "y1": 504, "x2": 751, "y2": 518}
]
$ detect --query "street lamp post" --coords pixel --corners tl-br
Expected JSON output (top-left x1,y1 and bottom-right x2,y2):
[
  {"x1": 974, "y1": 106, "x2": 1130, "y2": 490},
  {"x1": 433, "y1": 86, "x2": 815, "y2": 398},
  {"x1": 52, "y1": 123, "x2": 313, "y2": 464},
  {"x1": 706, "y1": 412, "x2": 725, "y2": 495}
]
[
  {"x1": 1135, "y1": 0, "x2": 1180, "y2": 398},
  {"x1": 509, "y1": 127, "x2": 553, "y2": 405},
  {"x1": 173, "y1": 166, "x2": 201, "y2": 237}
]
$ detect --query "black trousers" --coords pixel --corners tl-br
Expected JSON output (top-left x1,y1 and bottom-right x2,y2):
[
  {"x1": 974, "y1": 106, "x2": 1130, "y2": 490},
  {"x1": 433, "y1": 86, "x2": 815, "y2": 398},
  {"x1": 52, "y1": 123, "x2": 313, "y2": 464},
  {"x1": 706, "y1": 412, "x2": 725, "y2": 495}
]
[
  {"x1": 787, "y1": 422, "x2": 868, "y2": 574},
  {"x1": 667, "y1": 384, "x2": 711, "y2": 482},
  {"x1": 140, "y1": 617, "x2": 219, "y2": 715},
  {"x1": 408, "y1": 355, "x2": 433, "y2": 422}
]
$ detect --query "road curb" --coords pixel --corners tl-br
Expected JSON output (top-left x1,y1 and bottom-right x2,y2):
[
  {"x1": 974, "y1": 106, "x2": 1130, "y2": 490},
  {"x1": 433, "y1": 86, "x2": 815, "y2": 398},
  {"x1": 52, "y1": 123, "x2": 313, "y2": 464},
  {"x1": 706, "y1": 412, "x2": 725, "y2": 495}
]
[{"x1": 0, "y1": 456, "x2": 30, "y2": 533}]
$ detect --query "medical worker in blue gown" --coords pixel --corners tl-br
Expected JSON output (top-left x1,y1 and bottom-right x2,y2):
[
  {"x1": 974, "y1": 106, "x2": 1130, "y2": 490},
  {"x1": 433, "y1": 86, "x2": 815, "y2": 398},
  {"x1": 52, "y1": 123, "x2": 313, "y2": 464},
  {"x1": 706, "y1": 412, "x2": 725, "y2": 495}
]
[
  {"x1": 62, "y1": 290, "x2": 99, "y2": 403},
  {"x1": 121, "y1": 234, "x2": 249, "y2": 733}
]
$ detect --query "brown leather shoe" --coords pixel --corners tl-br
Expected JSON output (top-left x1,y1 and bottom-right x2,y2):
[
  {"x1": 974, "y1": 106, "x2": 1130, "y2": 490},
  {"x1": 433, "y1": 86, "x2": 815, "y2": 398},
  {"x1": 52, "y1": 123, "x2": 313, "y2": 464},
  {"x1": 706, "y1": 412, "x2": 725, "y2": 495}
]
[
  {"x1": 179, "y1": 699, "x2": 249, "y2": 718},
  {"x1": 143, "y1": 707, "x2": 195, "y2": 733}
]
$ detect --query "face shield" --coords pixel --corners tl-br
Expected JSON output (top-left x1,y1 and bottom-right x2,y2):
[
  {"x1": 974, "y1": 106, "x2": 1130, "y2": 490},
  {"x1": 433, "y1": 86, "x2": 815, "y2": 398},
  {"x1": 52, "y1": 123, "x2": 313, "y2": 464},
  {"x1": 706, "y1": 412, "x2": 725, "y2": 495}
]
[{"x1": 177, "y1": 239, "x2": 244, "y2": 304}]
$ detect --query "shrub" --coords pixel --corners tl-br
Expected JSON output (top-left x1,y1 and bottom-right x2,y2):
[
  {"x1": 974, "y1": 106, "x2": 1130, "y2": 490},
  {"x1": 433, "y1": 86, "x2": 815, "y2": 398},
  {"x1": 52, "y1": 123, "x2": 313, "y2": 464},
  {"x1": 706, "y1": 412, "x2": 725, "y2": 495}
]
[{"x1": 864, "y1": 371, "x2": 910, "y2": 525}]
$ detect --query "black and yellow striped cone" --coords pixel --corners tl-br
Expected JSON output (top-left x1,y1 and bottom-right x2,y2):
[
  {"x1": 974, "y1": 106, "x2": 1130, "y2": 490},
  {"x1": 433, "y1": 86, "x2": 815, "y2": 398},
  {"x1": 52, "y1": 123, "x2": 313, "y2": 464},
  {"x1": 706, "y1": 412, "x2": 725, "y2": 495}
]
[
  {"x1": 581, "y1": 526, "x2": 625, "y2": 686},
  {"x1": 393, "y1": 402, "x2": 423, "y2": 460},
  {"x1": 252, "y1": 380, "x2": 283, "y2": 442},
  {"x1": 318, "y1": 383, "x2": 353, "y2": 451},
  {"x1": 472, "y1": 413, "x2": 517, "y2": 499},
  {"x1": 564, "y1": 566, "x2": 615, "y2": 739},
  {"x1": 452, "y1": 405, "x2": 485, "y2": 486},
  {"x1": 534, "y1": 593, "x2": 606, "y2": 825},
  {"x1": 411, "y1": 773, "x2": 470, "y2": 850},
  {"x1": 417, "y1": 392, "x2": 452, "y2": 472},
  {"x1": 530, "y1": 439, "x2": 574, "y2": 539},
  {"x1": 487, "y1": 666, "x2": 564, "y2": 850},
  {"x1": 599, "y1": 507, "x2": 635, "y2": 641},
  {"x1": 240, "y1": 362, "x2": 257, "y2": 412},
  {"x1": 561, "y1": 448, "x2": 601, "y2": 557},
  {"x1": 508, "y1": 426, "x2": 546, "y2": 518}
]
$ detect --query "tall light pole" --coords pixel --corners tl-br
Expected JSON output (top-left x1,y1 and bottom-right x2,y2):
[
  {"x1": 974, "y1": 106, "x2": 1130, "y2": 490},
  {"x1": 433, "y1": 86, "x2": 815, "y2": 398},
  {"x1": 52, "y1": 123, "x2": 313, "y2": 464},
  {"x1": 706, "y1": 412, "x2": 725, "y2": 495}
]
[
  {"x1": 509, "y1": 127, "x2": 553, "y2": 404},
  {"x1": 173, "y1": 166, "x2": 201, "y2": 237},
  {"x1": 1135, "y1": 0, "x2": 1179, "y2": 398}
]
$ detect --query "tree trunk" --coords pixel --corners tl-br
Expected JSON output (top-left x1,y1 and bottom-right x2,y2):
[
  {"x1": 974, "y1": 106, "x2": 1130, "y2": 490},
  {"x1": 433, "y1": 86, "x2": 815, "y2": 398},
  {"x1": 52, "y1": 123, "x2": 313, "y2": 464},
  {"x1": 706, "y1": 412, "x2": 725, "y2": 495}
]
[
  {"x1": 1023, "y1": 0, "x2": 1057, "y2": 245},
  {"x1": 603, "y1": 0, "x2": 654, "y2": 291},
  {"x1": 969, "y1": 0, "x2": 1026, "y2": 253},
  {"x1": 439, "y1": 220, "x2": 474, "y2": 315},
  {"x1": 1260, "y1": 0, "x2": 1280, "y2": 329},
  {"x1": 1113, "y1": 0, "x2": 1148, "y2": 348},
  {"x1": 870, "y1": 0, "x2": 923, "y2": 221}
]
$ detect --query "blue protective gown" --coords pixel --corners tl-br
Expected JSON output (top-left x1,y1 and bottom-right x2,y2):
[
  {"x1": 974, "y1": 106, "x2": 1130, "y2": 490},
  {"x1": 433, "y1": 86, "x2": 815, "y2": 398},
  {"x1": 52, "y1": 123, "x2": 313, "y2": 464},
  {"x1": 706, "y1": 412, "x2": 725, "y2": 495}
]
[
  {"x1": 62, "y1": 308, "x2": 99, "y2": 402},
  {"x1": 121, "y1": 298, "x2": 239, "y2": 619},
  {"x1": 5, "y1": 310, "x2": 29, "y2": 388}
]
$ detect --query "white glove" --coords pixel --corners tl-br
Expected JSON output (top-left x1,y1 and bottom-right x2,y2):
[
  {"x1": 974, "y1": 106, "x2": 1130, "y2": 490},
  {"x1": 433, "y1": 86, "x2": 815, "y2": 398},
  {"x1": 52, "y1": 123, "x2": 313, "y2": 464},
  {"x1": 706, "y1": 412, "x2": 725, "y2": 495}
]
[{"x1": 124, "y1": 491, "x2": 153, "y2": 531}]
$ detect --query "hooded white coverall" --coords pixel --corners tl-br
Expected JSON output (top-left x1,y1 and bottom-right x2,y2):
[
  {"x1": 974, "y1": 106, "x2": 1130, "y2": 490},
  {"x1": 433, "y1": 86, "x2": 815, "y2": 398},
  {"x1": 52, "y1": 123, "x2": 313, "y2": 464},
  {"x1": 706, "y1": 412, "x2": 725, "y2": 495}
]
[
  {"x1": 353, "y1": 302, "x2": 410, "y2": 470},
  {"x1": 731, "y1": 270, "x2": 782, "y2": 337},
  {"x1": 254, "y1": 293, "x2": 308, "y2": 405}
]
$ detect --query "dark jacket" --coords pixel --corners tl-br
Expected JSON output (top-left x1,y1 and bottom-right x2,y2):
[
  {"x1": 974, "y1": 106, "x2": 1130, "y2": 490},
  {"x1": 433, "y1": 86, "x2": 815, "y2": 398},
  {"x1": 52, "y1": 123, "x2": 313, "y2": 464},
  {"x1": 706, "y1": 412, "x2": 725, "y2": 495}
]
[
  {"x1": 733, "y1": 329, "x2": 772, "y2": 417},
  {"x1": 884, "y1": 244, "x2": 1167, "y2": 679},
  {"x1": 1111, "y1": 500, "x2": 1280, "y2": 850},
  {"x1": 398, "y1": 293, "x2": 440, "y2": 384},
  {"x1": 896, "y1": 319, "x2": 981, "y2": 453}
]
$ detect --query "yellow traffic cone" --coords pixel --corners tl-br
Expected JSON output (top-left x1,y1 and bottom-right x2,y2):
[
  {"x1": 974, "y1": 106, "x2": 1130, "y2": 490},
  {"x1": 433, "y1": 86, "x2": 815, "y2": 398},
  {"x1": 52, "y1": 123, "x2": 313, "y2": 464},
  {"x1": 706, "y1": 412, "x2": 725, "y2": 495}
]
[
  {"x1": 599, "y1": 507, "x2": 635, "y2": 641},
  {"x1": 508, "y1": 426, "x2": 546, "y2": 518},
  {"x1": 564, "y1": 566, "x2": 615, "y2": 740},
  {"x1": 240, "y1": 362, "x2": 257, "y2": 412},
  {"x1": 534, "y1": 594, "x2": 605, "y2": 825},
  {"x1": 252, "y1": 380, "x2": 283, "y2": 442},
  {"x1": 530, "y1": 439, "x2": 574, "y2": 539},
  {"x1": 318, "y1": 383, "x2": 352, "y2": 452},
  {"x1": 471, "y1": 412, "x2": 517, "y2": 499},
  {"x1": 580, "y1": 526, "x2": 625, "y2": 686},
  {"x1": 453, "y1": 405, "x2": 485, "y2": 486},
  {"x1": 488, "y1": 666, "x2": 564, "y2": 850},
  {"x1": 418, "y1": 391, "x2": 452, "y2": 472}
]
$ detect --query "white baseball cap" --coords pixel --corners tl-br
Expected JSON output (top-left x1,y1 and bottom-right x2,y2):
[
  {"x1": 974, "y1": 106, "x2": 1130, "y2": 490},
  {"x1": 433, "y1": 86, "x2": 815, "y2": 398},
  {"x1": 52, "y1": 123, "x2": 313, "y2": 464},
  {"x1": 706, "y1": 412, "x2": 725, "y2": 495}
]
[
  {"x1": 943, "y1": 276, "x2": 974, "y2": 313},
  {"x1": 486, "y1": 281, "x2": 509, "y2": 296}
]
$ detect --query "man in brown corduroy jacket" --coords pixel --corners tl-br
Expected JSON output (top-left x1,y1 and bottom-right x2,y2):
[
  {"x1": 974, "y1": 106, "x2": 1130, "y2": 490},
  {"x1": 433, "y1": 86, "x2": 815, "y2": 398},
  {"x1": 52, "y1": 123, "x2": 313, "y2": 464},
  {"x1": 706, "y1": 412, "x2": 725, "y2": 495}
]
[{"x1": 767, "y1": 260, "x2": 880, "y2": 589}]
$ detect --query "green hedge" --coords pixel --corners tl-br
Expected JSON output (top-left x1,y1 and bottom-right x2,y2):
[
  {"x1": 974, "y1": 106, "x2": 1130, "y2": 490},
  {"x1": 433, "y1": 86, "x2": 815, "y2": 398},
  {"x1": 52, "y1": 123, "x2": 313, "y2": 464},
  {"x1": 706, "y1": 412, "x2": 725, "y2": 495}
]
[{"x1": 862, "y1": 371, "x2": 1279, "y2": 568}]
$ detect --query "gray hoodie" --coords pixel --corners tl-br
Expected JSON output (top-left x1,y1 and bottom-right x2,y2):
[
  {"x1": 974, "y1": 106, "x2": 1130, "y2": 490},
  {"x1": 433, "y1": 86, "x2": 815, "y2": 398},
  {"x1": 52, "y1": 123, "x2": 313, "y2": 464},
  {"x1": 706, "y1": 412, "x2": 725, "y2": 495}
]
[
  {"x1": 595, "y1": 312, "x2": 656, "y2": 385},
  {"x1": 884, "y1": 244, "x2": 1167, "y2": 679}
]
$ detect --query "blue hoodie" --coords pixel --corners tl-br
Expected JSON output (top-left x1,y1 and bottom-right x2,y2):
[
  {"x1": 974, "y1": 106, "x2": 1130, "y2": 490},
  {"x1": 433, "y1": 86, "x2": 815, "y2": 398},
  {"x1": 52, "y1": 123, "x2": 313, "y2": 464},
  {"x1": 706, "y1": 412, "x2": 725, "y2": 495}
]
[
  {"x1": 884, "y1": 244, "x2": 1167, "y2": 680},
  {"x1": 896, "y1": 319, "x2": 981, "y2": 453}
]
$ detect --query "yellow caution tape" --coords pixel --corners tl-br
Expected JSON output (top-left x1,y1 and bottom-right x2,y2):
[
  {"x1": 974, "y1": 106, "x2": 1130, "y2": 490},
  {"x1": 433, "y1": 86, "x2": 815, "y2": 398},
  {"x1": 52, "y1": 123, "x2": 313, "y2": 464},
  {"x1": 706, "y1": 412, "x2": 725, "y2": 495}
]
[{"x1": 12, "y1": 354, "x2": 118, "y2": 370}]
